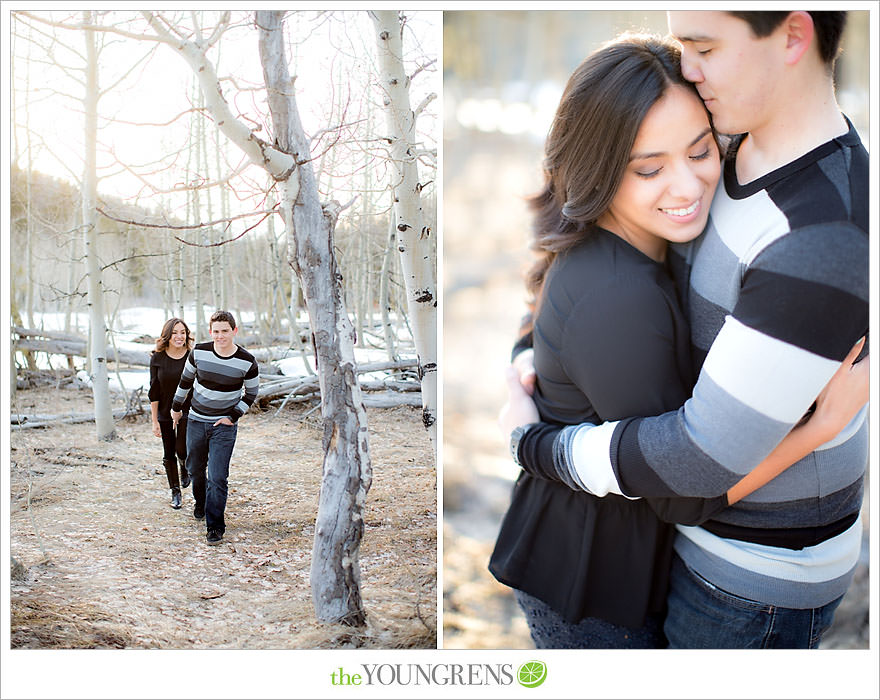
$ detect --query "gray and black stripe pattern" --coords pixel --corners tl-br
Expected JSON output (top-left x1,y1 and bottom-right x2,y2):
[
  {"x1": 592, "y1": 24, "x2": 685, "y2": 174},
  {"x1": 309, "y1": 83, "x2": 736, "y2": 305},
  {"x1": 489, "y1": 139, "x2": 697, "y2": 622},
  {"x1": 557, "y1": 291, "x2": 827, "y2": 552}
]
[{"x1": 172, "y1": 342, "x2": 260, "y2": 423}]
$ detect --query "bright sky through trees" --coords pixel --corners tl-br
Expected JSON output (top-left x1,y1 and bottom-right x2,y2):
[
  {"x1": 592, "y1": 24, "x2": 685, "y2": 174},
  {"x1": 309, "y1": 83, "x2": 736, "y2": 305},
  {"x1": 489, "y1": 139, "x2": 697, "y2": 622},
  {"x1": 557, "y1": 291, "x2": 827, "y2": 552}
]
[{"x1": 9, "y1": 10, "x2": 440, "y2": 223}]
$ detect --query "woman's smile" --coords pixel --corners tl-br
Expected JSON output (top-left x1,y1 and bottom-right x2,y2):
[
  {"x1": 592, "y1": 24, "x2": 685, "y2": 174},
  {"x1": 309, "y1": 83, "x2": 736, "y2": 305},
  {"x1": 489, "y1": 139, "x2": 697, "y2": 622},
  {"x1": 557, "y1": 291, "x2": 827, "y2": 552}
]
[{"x1": 660, "y1": 199, "x2": 702, "y2": 222}]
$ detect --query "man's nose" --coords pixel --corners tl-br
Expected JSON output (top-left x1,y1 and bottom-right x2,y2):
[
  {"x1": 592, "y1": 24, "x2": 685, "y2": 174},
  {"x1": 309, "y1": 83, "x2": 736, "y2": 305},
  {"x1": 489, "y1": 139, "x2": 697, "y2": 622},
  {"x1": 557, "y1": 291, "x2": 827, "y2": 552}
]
[{"x1": 680, "y1": 52, "x2": 703, "y2": 84}]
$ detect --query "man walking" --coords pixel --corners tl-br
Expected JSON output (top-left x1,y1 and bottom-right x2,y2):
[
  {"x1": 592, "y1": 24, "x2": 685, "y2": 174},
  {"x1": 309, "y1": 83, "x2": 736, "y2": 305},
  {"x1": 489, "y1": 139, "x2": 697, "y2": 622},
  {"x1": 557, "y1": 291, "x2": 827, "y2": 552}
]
[
  {"x1": 503, "y1": 11, "x2": 868, "y2": 648},
  {"x1": 172, "y1": 310, "x2": 260, "y2": 546}
]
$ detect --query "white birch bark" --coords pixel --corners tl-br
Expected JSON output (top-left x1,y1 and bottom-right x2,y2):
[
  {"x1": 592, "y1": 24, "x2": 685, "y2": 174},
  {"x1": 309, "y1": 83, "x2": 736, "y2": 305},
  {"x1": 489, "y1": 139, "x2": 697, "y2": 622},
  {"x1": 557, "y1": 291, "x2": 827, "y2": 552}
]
[
  {"x1": 370, "y1": 10, "x2": 437, "y2": 449},
  {"x1": 256, "y1": 10, "x2": 372, "y2": 627},
  {"x1": 82, "y1": 11, "x2": 117, "y2": 441}
]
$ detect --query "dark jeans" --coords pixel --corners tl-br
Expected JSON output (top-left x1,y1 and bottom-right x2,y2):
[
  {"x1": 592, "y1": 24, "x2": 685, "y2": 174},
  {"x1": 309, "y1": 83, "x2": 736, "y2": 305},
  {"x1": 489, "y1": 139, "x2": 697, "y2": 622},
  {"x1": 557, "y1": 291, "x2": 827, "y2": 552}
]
[
  {"x1": 186, "y1": 419, "x2": 238, "y2": 534},
  {"x1": 664, "y1": 553, "x2": 843, "y2": 649},
  {"x1": 514, "y1": 589, "x2": 665, "y2": 649}
]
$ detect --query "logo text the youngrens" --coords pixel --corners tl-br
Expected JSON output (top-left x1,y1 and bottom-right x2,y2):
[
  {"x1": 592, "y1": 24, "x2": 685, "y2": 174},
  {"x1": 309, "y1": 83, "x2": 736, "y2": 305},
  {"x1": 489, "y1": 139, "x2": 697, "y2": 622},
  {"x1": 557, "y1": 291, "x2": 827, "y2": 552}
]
[{"x1": 330, "y1": 663, "x2": 516, "y2": 687}]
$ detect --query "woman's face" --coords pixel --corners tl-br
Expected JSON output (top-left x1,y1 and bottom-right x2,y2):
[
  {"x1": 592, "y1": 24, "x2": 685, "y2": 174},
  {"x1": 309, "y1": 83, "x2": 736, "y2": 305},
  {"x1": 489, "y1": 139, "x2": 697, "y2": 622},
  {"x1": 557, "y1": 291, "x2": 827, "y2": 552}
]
[
  {"x1": 597, "y1": 85, "x2": 721, "y2": 261},
  {"x1": 170, "y1": 322, "x2": 187, "y2": 348}
]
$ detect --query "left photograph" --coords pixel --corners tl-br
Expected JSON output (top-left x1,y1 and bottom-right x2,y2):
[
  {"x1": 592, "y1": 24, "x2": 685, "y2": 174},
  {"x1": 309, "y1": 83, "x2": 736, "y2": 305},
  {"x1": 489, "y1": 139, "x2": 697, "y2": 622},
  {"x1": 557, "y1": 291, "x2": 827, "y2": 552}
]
[{"x1": 8, "y1": 9, "x2": 438, "y2": 649}]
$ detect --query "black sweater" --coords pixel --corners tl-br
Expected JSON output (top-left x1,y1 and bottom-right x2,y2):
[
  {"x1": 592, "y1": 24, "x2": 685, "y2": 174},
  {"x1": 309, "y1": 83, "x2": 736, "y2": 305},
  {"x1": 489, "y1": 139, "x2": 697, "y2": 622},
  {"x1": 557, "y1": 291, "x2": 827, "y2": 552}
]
[
  {"x1": 148, "y1": 350, "x2": 190, "y2": 421},
  {"x1": 490, "y1": 227, "x2": 724, "y2": 629}
]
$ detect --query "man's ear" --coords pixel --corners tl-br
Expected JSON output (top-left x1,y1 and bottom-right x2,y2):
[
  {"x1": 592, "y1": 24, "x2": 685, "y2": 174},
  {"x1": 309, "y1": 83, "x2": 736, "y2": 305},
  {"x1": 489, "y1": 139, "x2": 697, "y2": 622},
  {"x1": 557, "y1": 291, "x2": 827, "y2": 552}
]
[{"x1": 782, "y1": 11, "x2": 815, "y2": 66}]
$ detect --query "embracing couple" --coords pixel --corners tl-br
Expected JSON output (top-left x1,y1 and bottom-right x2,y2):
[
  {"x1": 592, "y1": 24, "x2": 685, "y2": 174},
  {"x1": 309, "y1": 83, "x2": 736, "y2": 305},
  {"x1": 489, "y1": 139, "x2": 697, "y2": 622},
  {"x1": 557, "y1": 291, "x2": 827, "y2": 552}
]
[{"x1": 494, "y1": 11, "x2": 869, "y2": 649}]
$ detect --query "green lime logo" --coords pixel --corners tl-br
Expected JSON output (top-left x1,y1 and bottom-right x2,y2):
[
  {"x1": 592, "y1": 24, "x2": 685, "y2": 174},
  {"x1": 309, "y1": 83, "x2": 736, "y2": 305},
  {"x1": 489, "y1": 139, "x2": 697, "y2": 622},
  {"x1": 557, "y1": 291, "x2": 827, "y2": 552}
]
[{"x1": 517, "y1": 660, "x2": 547, "y2": 688}]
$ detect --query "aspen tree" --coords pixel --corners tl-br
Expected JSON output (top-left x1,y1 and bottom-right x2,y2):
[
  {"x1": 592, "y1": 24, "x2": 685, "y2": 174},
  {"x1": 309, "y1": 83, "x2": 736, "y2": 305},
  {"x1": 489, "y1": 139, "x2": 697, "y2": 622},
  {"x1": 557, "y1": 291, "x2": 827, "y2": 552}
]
[
  {"x1": 82, "y1": 10, "x2": 117, "y2": 441},
  {"x1": 370, "y1": 10, "x2": 438, "y2": 449}
]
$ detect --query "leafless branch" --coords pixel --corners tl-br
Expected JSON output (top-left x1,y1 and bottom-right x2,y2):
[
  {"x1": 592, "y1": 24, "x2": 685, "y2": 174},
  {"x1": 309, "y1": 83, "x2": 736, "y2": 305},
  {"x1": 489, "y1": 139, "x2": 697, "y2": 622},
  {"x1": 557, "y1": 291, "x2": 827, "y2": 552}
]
[
  {"x1": 96, "y1": 205, "x2": 277, "y2": 231},
  {"x1": 100, "y1": 107, "x2": 205, "y2": 128},
  {"x1": 14, "y1": 10, "x2": 170, "y2": 45},
  {"x1": 100, "y1": 250, "x2": 173, "y2": 272},
  {"x1": 204, "y1": 11, "x2": 231, "y2": 48},
  {"x1": 414, "y1": 92, "x2": 437, "y2": 119},
  {"x1": 12, "y1": 13, "x2": 87, "y2": 63},
  {"x1": 409, "y1": 58, "x2": 437, "y2": 83},
  {"x1": 98, "y1": 42, "x2": 159, "y2": 97}
]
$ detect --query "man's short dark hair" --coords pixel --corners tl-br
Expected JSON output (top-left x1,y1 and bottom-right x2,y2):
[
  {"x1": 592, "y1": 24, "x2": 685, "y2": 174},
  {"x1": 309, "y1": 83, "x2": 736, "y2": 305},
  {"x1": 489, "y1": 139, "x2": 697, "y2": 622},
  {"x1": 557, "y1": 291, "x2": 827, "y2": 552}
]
[
  {"x1": 727, "y1": 11, "x2": 847, "y2": 68},
  {"x1": 209, "y1": 310, "x2": 237, "y2": 330}
]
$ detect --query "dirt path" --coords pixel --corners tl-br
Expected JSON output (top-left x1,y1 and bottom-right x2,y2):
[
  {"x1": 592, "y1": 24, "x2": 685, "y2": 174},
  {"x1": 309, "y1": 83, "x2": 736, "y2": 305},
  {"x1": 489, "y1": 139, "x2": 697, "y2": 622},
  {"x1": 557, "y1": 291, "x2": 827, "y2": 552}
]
[{"x1": 10, "y1": 384, "x2": 436, "y2": 649}]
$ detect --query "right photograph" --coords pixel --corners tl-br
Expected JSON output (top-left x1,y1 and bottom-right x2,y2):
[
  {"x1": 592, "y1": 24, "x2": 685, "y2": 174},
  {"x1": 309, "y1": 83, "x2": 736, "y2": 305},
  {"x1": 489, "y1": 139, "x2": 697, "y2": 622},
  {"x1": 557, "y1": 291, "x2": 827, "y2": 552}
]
[{"x1": 443, "y1": 10, "x2": 870, "y2": 650}]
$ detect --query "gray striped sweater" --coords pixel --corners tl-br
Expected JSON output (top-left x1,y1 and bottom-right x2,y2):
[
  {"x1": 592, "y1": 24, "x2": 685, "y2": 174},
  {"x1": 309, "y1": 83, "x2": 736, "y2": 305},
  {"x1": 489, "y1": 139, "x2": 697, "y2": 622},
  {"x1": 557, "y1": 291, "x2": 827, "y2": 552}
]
[
  {"x1": 521, "y1": 119, "x2": 868, "y2": 608},
  {"x1": 171, "y1": 342, "x2": 260, "y2": 423}
]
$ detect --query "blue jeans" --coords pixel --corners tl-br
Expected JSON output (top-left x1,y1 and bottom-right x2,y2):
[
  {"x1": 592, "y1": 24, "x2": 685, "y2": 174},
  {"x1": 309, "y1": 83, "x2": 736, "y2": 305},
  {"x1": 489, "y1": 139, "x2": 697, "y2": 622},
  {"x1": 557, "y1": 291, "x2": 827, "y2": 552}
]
[
  {"x1": 664, "y1": 553, "x2": 843, "y2": 649},
  {"x1": 186, "y1": 420, "x2": 238, "y2": 534},
  {"x1": 514, "y1": 589, "x2": 665, "y2": 649}
]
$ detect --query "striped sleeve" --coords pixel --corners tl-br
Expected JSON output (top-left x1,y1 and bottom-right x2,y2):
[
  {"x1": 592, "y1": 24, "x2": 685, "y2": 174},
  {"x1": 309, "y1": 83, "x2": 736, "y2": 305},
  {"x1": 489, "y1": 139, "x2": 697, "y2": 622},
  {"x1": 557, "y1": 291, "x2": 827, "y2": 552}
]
[
  {"x1": 171, "y1": 351, "x2": 196, "y2": 412},
  {"x1": 567, "y1": 222, "x2": 868, "y2": 499},
  {"x1": 231, "y1": 356, "x2": 260, "y2": 421}
]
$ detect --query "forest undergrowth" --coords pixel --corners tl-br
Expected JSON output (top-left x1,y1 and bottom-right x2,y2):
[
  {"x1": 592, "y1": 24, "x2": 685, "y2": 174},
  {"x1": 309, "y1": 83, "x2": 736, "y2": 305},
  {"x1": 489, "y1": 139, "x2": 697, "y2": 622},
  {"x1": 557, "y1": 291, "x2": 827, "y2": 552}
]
[{"x1": 9, "y1": 382, "x2": 436, "y2": 649}]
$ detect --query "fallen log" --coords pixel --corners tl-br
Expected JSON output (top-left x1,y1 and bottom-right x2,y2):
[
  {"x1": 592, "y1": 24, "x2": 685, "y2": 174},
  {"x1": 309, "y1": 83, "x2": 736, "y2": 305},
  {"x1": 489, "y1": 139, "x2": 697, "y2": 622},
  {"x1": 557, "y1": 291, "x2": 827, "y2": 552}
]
[
  {"x1": 15, "y1": 369, "x2": 77, "y2": 390},
  {"x1": 258, "y1": 377, "x2": 319, "y2": 403},
  {"x1": 15, "y1": 337, "x2": 152, "y2": 366},
  {"x1": 359, "y1": 379, "x2": 420, "y2": 392},
  {"x1": 265, "y1": 390, "x2": 422, "y2": 411},
  {"x1": 14, "y1": 334, "x2": 419, "y2": 376},
  {"x1": 13, "y1": 326, "x2": 88, "y2": 343},
  {"x1": 354, "y1": 359, "x2": 419, "y2": 374},
  {"x1": 255, "y1": 361, "x2": 420, "y2": 404},
  {"x1": 15, "y1": 338, "x2": 298, "y2": 371},
  {"x1": 237, "y1": 332, "x2": 309, "y2": 347},
  {"x1": 362, "y1": 392, "x2": 423, "y2": 408},
  {"x1": 12, "y1": 407, "x2": 137, "y2": 430}
]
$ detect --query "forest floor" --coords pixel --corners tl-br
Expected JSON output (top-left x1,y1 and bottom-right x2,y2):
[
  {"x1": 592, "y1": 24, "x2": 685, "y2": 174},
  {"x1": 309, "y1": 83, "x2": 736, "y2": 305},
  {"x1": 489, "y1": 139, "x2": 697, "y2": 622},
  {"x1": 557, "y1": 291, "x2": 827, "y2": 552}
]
[{"x1": 9, "y1": 381, "x2": 436, "y2": 650}]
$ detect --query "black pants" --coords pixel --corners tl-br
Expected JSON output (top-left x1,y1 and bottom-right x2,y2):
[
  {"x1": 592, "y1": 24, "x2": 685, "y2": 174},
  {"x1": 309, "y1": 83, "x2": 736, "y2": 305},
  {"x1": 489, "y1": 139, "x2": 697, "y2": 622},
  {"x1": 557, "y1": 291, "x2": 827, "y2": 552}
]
[{"x1": 159, "y1": 417, "x2": 187, "y2": 488}]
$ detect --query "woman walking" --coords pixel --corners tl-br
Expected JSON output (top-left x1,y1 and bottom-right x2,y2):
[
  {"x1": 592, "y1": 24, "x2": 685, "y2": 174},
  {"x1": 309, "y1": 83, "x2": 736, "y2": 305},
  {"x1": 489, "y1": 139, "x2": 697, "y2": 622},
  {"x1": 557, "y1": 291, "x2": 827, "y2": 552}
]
[{"x1": 149, "y1": 318, "x2": 193, "y2": 509}]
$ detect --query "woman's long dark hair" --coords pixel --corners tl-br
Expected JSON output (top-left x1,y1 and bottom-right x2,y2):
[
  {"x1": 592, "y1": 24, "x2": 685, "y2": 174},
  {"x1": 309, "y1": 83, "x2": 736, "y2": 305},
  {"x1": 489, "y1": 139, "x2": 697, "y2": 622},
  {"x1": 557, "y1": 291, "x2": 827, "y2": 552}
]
[
  {"x1": 523, "y1": 34, "x2": 702, "y2": 332},
  {"x1": 153, "y1": 317, "x2": 193, "y2": 354}
]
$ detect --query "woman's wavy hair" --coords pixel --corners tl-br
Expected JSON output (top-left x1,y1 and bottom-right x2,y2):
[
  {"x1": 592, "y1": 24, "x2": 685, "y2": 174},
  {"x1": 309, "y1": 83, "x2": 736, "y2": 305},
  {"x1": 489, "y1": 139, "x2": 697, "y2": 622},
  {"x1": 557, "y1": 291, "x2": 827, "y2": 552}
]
[
  {"x1": 153, "y1": 317, "x2": 193, "y2": 354},
  {"x1": 523, "y1": 34, "x2": 706, "y2": 332}
]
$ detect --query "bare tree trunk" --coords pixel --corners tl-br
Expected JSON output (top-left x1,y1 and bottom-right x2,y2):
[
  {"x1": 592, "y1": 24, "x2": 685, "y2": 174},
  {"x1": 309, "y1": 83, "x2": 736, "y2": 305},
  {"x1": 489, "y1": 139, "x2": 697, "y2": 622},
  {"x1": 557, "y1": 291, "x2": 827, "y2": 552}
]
[
  {"x1": 82, "y1": 10, "x2": 117, "y2": 441},
  {"x1": 288, "y1": 252, "x2": 313, "y2": 376},
  {"x1": 371, "y1": 10, "x2": 437, "y2": 450},
  {"x1": 200, "y1": 106, "x2": 221, "y2": 311},
  {"x1": 379, "y1": 212, "x2": 399, "y2": 362},
  {"x1": 354, "y1": 124, "x2": 373, "y2": 350},
  {"x1": 216, "y1": 127, "x2": 230, "y2": 310},
  {"x1": 11, "y1": 304, "x2": 22, "y2": 400},
  {"x1": 190, "y1": 85, "x2": 207, "y2": 339},
  {"x1": 142, "y1": 8, "x2": 371, "y2": 626},
  {"x1": 65, "y1": 212, "x2": 79, "y2": 335},
  {"x1": 65, "y1": 210, "x2": 80, "y2": 368},
  {"x1": 257, "y1": 10, "x2": 372, "y2": 627},
  {"x1": 25, "y1": 170, "x2": 35, "y2": 331},
  {"x1": 267, "y1": 190, "x2": 289, "y2": 338},
  {"x1": 21, "y1": 28, "x2": 36, "y2": 333}
]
